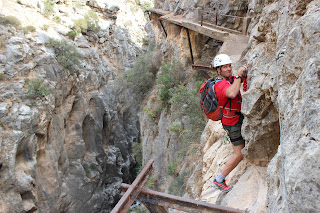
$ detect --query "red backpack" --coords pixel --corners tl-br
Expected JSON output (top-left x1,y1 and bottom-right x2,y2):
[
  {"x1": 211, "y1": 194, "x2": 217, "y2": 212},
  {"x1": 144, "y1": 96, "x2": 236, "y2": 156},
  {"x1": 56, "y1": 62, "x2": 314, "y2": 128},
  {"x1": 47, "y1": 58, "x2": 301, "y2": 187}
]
[{"x1": 199, "y1": 78, "x2": 230, "y2": 121}]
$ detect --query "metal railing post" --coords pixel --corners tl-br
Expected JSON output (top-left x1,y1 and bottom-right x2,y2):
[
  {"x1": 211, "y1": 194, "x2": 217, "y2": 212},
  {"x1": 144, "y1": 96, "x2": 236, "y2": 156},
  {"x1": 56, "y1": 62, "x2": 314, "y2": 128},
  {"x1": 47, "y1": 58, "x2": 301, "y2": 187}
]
[
  {"x1": 216, "y1": 11, "x2": 218, "y2": 25},
  {"x1": 242, "y1": 17, "x2": 251, "y2": 35}
]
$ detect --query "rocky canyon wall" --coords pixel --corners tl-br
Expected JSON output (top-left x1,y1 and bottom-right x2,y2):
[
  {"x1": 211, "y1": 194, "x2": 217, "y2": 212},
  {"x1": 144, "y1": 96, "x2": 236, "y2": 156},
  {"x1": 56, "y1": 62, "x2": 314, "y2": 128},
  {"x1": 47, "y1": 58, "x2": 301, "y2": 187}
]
[{"x1": 0, "y1": 0, "x2": 147, "y2": 212}]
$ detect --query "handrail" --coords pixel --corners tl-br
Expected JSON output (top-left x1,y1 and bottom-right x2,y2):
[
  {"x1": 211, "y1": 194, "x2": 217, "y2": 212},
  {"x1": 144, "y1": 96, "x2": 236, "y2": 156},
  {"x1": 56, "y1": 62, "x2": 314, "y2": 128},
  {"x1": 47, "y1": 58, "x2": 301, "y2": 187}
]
[
  {"x1": 201, "y1": 10, "x2": 247, "y2": 19},
  {"x1": 197, "y1": 9, "x2": 250, "y2": 35}
]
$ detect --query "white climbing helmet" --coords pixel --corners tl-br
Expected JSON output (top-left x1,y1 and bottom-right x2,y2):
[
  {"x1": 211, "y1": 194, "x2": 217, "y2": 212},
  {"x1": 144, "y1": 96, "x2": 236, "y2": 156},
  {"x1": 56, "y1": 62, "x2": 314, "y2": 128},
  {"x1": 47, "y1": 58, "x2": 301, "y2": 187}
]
[{"x1": 211, "y1": 54, "x2": 232, "y2": 68}]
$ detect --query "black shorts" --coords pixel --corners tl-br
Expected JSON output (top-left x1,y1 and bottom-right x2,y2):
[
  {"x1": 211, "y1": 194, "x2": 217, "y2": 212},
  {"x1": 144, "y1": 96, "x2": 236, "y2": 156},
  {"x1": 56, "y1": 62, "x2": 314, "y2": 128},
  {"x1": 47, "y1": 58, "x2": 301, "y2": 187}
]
[{"x1": 222, "y1": 115, "x2": 245, "y2": 146}]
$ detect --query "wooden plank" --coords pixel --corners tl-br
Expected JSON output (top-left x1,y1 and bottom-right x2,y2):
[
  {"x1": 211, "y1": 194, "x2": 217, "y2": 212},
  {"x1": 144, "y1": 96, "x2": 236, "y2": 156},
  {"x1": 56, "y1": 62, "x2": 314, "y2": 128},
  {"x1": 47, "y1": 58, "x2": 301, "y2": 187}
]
[
  {"x1": 111, "y1": 159, "x2": 154, "y2": 213},
  {"x1": 146, "y1": 8, "x2": 170, "y2": 16}
]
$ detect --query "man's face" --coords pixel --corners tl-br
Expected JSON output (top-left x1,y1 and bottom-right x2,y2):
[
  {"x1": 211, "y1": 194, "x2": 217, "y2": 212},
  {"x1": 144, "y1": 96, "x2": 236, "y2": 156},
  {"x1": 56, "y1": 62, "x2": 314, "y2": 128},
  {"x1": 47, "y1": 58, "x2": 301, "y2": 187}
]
[{"x1": 219, "y1": 64, "x2": 232, "y2": 78}]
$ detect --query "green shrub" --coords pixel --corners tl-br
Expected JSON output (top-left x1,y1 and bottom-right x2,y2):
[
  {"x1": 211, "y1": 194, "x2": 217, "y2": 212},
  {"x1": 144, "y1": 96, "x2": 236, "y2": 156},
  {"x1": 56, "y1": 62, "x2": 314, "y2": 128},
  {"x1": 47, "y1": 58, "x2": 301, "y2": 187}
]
[
  {"x1": 53, "y1": 16, "x2": 61, "y2": 23},
  {"x1": 43, "y1": 0, "x2": 55, "y2": 17},
  {"x1": 84, "y1": 10, "x2": 100, "y2": 32},
  {"x1": 67, "y1": 30, "x2": 77, "y2": 40},
  {"x1": 22, "y1": 25, "x2": 36, "y2": 34},
  {"x1": 74, "y1": 18, "x2": 87, "y2": 33},
  {"x1": 132, "y1": 142, "x2": 142, "y2": 166},
  {"x1": 0, "y1": 73, "x2": 7, "y2": 80},
  {"x1": 25, "y1": 78, "x2": 50, "y2": 98},
  {"x1": 168, "y1": 161, "x2": 177, "y2": 176},
  {"x1": 84, "y1": 168, "x2": 91, "y2": 178},
  {"x1": 147, "y1": 176, "x2": 156, "y2": 189},
  {"x1": 132, "y1": 142, "x2": 143, "y2": 179},
  {"x1": 168, "y1": 171, "x2": 188, "y2": 196},
  {"x1": 169, "y1": 85, "x2": 206, "y2": 145},
  {"x1": 89, "y1": 163, "x2": 97, "y2": 171},
  {"x1": 41, "y1": 24, "x2": 49, "y2": 31},
  {"x1": 0, "y1": 15, "x2": 21, "y2": 27},
  {"x1": 143, "y1": 106, "x2": 156, "y2": 118},
  {"x1": 48, "y1": 38, "x2": 84, "y2": 74},
  {"x1": 0, "y1": 40, "x2": 6, "y2": 49},
  {"x1": 156, "y1": 59, "x2": 185, "y2": 103},
  {"x1": 116, "y1": 44, "x2": 161, "y2": 102},
  {"x1": 169, "y1": 124, "x2": 182, "y2": 132},
  {"x1": 140, "y1": 1, "x2": 153, "y2": 11}
]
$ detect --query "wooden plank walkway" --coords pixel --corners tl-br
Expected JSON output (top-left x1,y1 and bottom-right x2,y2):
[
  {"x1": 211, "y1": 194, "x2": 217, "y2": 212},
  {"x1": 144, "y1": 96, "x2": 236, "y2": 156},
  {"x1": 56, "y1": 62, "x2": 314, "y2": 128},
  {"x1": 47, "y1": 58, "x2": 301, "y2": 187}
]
[
  {"x1": 147, "y1": 8, "x2": 250, "y2": 65},
  {"x1": 146, "y1": 8, "x2": 249, "y2": 42}
]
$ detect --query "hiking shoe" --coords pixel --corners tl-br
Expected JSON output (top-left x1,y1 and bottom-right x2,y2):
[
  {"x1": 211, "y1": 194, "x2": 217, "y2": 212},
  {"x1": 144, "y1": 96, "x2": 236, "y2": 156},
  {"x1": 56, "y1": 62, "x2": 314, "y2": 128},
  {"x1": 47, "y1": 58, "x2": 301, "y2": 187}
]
[{"x1": 212, "y1": 179, "x2": 233, "y2": 192}]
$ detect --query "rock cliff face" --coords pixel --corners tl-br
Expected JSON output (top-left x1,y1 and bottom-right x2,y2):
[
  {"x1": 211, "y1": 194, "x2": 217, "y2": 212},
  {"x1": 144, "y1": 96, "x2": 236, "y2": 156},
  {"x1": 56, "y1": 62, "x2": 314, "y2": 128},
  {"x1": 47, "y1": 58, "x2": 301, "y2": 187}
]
[
  {"x1": 142, "y1": 0, "x2": 320, "y2": 212},
  {"x1": 0, "y1": 0, "x2": 147, "y2": 212}
]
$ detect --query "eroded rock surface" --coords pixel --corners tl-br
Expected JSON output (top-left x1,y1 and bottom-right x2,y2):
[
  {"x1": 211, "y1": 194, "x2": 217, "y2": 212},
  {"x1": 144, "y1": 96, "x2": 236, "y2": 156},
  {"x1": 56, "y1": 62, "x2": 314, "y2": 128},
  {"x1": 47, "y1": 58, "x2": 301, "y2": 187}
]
[{"x1": 0, "y1": 0, "x2": 147, "y2": 212}]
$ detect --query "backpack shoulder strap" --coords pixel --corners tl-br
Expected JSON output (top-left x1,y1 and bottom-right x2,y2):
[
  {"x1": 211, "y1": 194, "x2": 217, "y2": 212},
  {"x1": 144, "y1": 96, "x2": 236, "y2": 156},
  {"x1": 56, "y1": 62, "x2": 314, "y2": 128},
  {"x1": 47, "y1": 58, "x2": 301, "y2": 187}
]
[
  {"x1": 214, "y1": 78, "x2": 231, "y2": 110},
  {"x1": 223, "y1": 98, "x2": 231, "y2": 109}
]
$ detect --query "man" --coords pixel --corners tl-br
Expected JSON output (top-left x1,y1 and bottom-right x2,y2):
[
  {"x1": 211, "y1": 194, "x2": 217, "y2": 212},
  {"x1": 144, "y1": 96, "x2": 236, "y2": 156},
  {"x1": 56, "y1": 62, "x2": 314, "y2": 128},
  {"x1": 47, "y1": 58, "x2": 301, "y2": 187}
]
[{"x1": 211, "y1": 54, "x2": 247, "y2": 192}]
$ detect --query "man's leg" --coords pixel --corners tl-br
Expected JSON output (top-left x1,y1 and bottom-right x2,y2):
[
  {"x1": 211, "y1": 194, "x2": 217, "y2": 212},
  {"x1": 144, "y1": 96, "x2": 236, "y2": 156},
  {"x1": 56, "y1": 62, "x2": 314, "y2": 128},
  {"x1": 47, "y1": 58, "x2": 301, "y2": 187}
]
[
  {"x1": 221, "y1": 143, "x2": 245, "y2": 177},
  {"x1": 213, "y1": 121, "x2": 245, "y2": 192},
  {"x1": 213, "y1": 144, "x2": 244, "y2": 192}
]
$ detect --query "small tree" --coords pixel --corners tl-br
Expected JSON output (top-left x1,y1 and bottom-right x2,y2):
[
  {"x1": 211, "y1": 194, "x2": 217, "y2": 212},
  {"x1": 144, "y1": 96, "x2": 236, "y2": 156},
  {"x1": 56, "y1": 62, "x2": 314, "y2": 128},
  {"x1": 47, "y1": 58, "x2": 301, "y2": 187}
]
[
  {"x1": 48, "y1": 38, "x2": 84, "y2": 74},
  {"x1": 0, "y1": 15, "x2": 21, "y2": 27},
  {"x1": 84, "y1": 10, "x2": 100, "y2": 32},
  {"x1": 169, "y1": 85, "x2": 206, "y2": 146},
  {"x1": 116, "y1": 44, "x2": 161, "y2": 102},
  {"x1": 74, "y1": 18, "x2": 87, "y2": 33},
  {"x1": 43, "y1": 0, "x2": 55, "y2": 17},
  {"x1": 22, "y1": 25, "x2": 36, "y2": 34},
  {"x1": 67, "y1": 30, "x2": 77, "y2": 40},
  {"x1": 156, "y1": 59, "x2": 185, "y2": 103},
  {"x1": 25, "y1": 78, "x2": 50, "y2": 98}
]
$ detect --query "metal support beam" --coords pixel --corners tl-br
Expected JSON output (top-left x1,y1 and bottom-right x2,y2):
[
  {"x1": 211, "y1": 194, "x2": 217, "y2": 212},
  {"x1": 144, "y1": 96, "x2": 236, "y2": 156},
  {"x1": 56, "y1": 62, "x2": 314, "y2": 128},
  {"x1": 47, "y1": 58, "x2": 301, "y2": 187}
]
[
  {"x1": 192, "y1": 64, "x2": 212, "y2": 70},
  {"x1": 147, "y1": 12, "x2": 151, "y2": 21},
  {"x1": 185, "y1": 28, "x2": 194, "y2": 64},
  {"x1": 192, "y1": 64, "x2": 212, "y2": 79},
  {"x1": 111, "y1": 159, "x2": 154, "y2": 213},
  {"x1": 205, "y1": 37, "x2": 212, "y2": 44},
  {"x1": 242, "y1": 17, "x2": 251, "y2": 35},
  {"x1": 159, "y1": 19, "x2": 167, "y2": 37},
  {"x1": 121, "y1": 183, "x2": 244, "y2": 213}
]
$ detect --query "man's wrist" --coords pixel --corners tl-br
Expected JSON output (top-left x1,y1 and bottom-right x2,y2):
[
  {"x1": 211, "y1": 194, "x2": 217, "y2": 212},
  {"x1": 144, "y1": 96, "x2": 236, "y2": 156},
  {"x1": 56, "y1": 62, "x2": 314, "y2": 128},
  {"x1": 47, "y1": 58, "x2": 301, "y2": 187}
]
[{"x1": 235, "y1": 75, "x2": 242, "y2": 80}]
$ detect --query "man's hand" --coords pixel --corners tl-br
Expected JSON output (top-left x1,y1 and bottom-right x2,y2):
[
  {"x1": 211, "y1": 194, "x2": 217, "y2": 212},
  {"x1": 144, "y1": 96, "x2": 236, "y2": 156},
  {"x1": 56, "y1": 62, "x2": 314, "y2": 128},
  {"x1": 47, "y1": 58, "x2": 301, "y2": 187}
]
[
  {"x1": 237, "y1": 64, "x2": 248, "y2": 77},
  {"x1": 226, "y1": 64, "x2": 247, "y2": 99}
]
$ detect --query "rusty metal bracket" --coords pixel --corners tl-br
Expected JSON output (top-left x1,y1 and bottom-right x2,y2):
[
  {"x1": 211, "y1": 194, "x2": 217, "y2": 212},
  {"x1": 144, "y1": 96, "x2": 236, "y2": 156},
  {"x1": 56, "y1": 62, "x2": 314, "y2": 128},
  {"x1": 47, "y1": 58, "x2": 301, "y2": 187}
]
[
  {"x1": 111, "y1": 159, "x2": 155, "y2": 213},
  {"x1": 185, "y1": 28, "x2": 194, "y2": 64},
  {"x1": 192, "y1": 64, "x2": 213, "y2": 70},
  {"x1": 159, "y1": 19, "x2": 167, "y2": 37},
  {"x1": 192, "y1": 64, "x2": 213, "y2": 79}
]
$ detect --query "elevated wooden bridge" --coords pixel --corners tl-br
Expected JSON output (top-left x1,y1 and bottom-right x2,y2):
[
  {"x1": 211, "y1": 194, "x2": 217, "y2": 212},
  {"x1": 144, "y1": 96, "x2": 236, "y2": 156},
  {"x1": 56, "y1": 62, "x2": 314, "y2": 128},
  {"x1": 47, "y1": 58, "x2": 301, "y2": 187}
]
[
  {"x1": 146, "y1": 8, "x2": 250, "y2": 42},
  {"x1": 146, "y1": 8, "x2": 250, "y2": 65}
]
